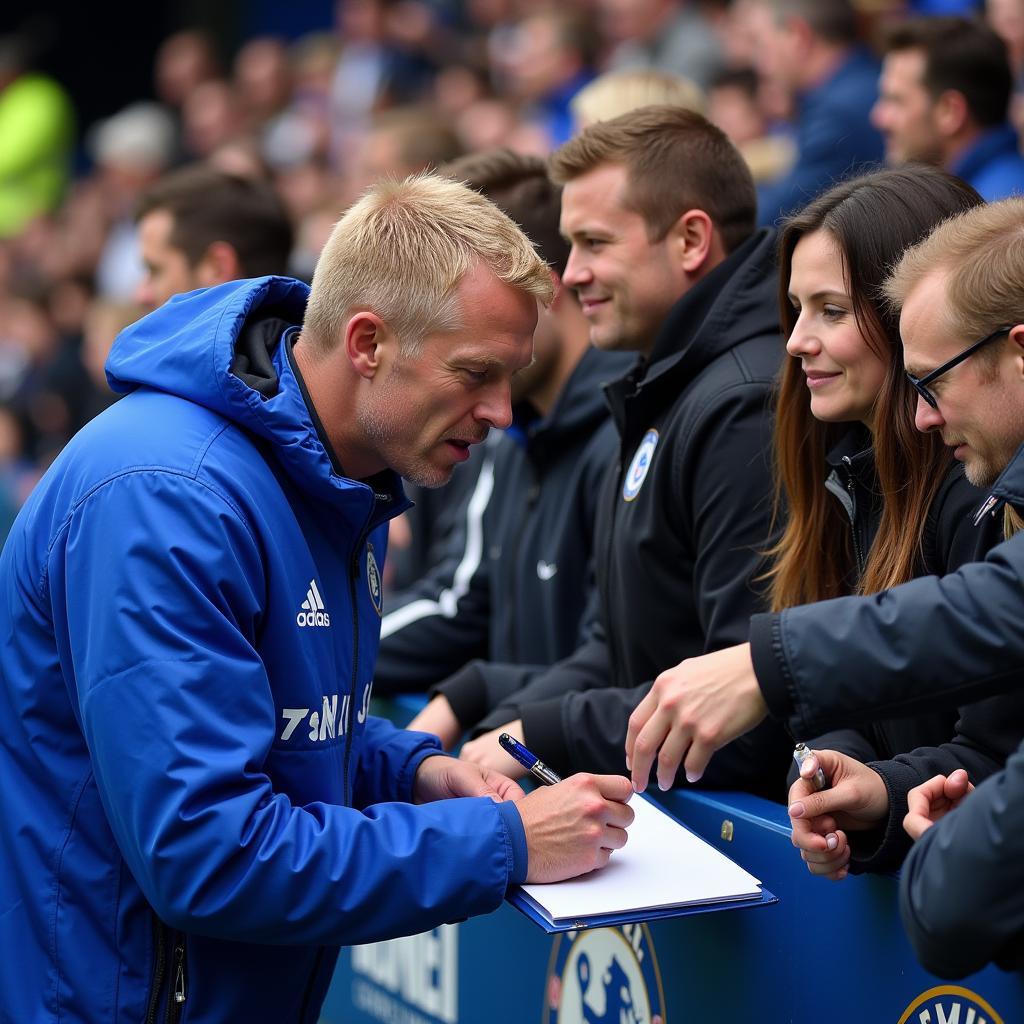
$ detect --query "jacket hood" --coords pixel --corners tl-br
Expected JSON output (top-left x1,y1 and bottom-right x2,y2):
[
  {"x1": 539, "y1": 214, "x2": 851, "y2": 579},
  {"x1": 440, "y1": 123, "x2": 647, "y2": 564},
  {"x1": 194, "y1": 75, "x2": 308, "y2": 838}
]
[
  {"x1": 106, "y1": 276, "x2": 406, "y2": 512},
  {"x1": 525, "y1": 348, "x2": 633, "y2": 456}
]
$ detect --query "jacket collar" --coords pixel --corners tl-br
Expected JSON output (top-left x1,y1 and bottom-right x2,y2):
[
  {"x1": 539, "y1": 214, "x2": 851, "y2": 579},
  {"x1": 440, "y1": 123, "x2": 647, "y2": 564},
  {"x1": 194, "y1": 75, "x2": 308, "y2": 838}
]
[
  {"x1": 604, "y1": 227, "x2": 778, "y2": 429},
  {"x1": 975, "y1": 440, "x2": 1024, "y2": 524}
]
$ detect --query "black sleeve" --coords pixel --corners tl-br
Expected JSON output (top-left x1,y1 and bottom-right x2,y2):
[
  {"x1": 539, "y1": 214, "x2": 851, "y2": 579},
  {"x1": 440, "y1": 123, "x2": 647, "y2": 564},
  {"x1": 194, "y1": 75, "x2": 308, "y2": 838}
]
[
  {"x1": 749, "y1": 529, "x2": 1024, "y2": 738},
  {"x1": 472, "y1": 630, "x2": 614, "y2": 738},
  {"x1": 900, "y1": 737, "x2": 1024, "y2": 978},
  {"x1": 850, "y1": 692, "x2": 1023, "y2": 874},
  {"x1": 432, "y1": 660, "x2": 548, "y2": 732},
  {"x1": 373, "y1": 454, "x2": 497, "y2": 694}
]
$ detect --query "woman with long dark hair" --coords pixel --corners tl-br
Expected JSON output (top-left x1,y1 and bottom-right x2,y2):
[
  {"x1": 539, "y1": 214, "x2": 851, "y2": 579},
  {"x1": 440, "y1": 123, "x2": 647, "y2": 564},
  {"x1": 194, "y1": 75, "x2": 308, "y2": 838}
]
[{"x1": 768, "y1": 165, "x2": 1002, "y2": 768}]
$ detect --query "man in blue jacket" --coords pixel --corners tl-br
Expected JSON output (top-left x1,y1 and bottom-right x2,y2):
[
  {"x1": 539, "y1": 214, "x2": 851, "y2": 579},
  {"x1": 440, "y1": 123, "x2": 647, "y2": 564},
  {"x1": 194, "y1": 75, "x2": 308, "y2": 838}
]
[
  {"x1": 871, "y1": 17, "x2": 1024, "y2": 202},
  {"x1": 0, "y1": 173, "x2": 634, "y2": 1024},
  {"x1": 625, "y1": 197, "x2": 1024, "y2": 978}
]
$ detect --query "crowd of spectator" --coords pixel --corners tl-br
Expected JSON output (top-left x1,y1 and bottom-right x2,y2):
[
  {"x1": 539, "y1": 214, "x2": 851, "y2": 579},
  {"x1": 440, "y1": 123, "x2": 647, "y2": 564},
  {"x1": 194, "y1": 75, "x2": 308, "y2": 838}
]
[{"x1": 0, "y1": 0, "x2": 1021, "y2": 543}]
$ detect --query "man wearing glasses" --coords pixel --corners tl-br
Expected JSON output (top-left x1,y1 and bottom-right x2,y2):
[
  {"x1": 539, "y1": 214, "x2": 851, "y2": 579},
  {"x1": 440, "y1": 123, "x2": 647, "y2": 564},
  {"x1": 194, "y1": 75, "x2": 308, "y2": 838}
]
[{"x1": 625, "y1": 197, "x2": 1024, "y2": 978}]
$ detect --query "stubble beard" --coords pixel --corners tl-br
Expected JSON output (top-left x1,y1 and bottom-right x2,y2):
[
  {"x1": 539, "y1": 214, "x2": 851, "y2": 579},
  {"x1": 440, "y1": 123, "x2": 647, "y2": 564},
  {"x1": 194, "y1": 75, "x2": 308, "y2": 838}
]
[{"x1": 357, "y1": 377, "x2": 451, "y2": 489}]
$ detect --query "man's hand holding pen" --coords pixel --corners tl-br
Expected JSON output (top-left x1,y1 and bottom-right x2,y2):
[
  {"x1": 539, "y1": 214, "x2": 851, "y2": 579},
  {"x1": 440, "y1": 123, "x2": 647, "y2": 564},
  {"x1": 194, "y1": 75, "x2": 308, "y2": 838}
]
[{"x1": 516, "y1": 773, "x2": 635, "y2": 882}]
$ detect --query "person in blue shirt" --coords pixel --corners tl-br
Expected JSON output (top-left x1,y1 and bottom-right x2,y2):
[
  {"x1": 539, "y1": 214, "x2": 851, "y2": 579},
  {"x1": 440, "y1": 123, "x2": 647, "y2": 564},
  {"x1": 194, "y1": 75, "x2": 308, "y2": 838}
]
[
  {"x1": 751, "y1": 0, "x2": 884, "y2": 226},
  {"x1": 872, "y1": 15, "x2": 1024, "y2": 201},
  {"x1": 0, "y1": 173, "x2": 635, "y2": 1024}
]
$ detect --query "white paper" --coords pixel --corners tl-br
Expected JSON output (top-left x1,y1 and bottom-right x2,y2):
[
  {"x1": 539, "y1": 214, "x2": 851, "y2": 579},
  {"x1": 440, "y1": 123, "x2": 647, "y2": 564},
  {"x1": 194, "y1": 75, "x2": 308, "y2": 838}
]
[{"x1": 518, "y1": 794, "x2": 762, "y2": 924}]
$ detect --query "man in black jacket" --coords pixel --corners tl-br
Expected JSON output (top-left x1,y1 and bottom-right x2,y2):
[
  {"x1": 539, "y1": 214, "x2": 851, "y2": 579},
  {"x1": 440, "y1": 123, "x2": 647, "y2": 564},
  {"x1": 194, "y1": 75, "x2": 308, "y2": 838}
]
[
  {"x1": 459, "y1": 106, "x2": 790, "y2": 796},
  {"x1": 373, "y1": 148, "x2": 631, "y2": 744},
  {"x1": 626, "y1": 197, "x2": 1024, "y2": 978}
]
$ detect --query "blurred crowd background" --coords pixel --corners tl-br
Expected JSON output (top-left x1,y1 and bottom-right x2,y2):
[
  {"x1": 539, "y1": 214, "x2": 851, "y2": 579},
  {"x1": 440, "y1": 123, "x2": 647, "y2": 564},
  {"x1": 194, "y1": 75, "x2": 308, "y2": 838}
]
[{"x1": 0, "y1": 0, "x2": 1017, "y2": 539}]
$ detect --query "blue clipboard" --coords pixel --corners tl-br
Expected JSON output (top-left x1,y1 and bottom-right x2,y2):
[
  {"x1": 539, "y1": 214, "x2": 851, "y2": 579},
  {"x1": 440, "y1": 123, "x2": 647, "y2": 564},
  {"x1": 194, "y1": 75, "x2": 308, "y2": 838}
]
[
  {"x1": 505, "y1": 792, "x2": 779, "y2": 934},
  {"x1": 507, "y1": 883, "x2": 778, "y2": 934}
]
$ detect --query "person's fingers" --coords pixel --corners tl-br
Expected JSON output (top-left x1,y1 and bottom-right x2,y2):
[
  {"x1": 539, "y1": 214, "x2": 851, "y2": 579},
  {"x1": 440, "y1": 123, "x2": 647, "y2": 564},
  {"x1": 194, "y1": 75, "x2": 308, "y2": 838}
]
[
  {"x1": 625, "y1": 689, "x2": 659, "y2": 772},
  {"x1": 682, "y1": 734, "x2": 714, "y2": 785},
  {"x1": 788, "y1": 786, "x2": 850, "y2": 821},
  {"x1": 630, "y1": 715, "x2": 671, "y2": 794},
  {"x1": 600, "y1": 823, "x2": 629, "y2": 851},
  {"x1": 944, "y1": 768, "x2": 970, "y2": 801},
  {"x1": 655, "y1": 727, "x2": 689, "y2": 791},
  {"x1": 593, "y1": 772, "x2": 635, "y2": 804},
  {"x1": 790, "y1": 818, "x2": 832, "y2": 852},
  {"x1": 484, "y1": 769, "x2": 526, "y2": 802},
  {"x1": 906, "y1": 776, "x2": 944, "y2": 817}
]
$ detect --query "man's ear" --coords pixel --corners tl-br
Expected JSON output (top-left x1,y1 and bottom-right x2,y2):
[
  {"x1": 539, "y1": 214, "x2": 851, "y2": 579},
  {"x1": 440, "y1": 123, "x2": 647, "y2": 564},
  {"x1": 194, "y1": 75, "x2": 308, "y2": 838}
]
[
  {"x1": 668, "y1": 209, "x2": 716, "y2": 275},
  {"x1": 195, "y1": 241, "x2": 244, "y2": 287},
  {"x1": 933, "y1": 89, "x2": 970, "y2": 139},
  {"x1": 1009, "y1": 324, "x2": 1024, "y2": 380},
  {"x1": 344, "y1": 311, "x2": 390, "y2": 380}
]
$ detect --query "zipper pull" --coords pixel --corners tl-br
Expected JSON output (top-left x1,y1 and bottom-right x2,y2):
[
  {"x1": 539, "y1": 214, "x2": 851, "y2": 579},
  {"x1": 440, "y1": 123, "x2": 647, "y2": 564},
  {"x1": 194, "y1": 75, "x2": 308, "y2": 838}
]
[{"x1": 174, "y1": 944, "x2": 186, "y2": 1004}]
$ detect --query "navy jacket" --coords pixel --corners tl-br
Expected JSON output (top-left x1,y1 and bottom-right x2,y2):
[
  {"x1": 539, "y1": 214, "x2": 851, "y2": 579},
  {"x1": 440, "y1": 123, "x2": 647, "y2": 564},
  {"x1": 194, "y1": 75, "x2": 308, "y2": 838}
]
[
  {"x1": 950, "y1": 123, "x2": 1024, "y2": 202},
  {"x1": 757, "y1": 48, "x2": 884, "y2": 226}
]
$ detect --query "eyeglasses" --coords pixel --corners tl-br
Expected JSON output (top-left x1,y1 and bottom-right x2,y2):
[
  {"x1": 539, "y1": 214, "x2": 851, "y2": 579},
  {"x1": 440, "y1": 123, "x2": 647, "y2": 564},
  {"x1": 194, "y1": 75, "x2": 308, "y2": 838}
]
[{"x1": 906, "y1": 325, "x2": 1015, "y2": 409}]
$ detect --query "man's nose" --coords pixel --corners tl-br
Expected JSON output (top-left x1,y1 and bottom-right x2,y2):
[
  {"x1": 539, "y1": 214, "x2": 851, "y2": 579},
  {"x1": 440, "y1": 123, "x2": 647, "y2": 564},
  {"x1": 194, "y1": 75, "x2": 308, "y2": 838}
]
[
  {"x1": 914, "y1": 393, "x2": 945, "y2": 433},
  {"x1": 562, "y1": 246, "x2": 589, "y2": 289},
  {"x1": 478, "y1": 385, "x2": 513, "y2": 430}
]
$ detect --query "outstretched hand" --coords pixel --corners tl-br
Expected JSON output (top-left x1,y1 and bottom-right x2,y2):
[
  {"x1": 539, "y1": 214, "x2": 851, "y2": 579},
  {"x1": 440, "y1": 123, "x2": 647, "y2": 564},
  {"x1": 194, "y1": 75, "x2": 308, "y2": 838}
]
[{"x1": 625, "y1": 643, "x2": 767, "y2": 792}]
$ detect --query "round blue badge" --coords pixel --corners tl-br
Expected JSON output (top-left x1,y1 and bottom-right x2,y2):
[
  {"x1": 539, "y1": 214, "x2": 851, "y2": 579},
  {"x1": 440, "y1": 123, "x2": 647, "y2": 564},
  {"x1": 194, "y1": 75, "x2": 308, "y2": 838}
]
[
  {"x1": 622, "y1": 429, "x2": 659, "y2": 502},
  {"x1": 897, "y1": 985, "x2": 1004, "y2": 1024},
  {"x1": 545, "y1": 924, "x2": 665, "y2": 1024}
]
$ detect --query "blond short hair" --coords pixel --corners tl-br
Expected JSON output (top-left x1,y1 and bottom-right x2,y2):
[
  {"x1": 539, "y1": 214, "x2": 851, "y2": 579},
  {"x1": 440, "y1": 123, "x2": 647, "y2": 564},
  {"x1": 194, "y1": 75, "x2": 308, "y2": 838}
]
[
  {"x1": 570, "y1": 70, "x2": 706, "y2": 129},
  {"x1": 884, "y1": 198, "x2": 1024, "y2": 342},
  {"x1": 303, "y1": 174, "x2": 554, "y2": 354}
]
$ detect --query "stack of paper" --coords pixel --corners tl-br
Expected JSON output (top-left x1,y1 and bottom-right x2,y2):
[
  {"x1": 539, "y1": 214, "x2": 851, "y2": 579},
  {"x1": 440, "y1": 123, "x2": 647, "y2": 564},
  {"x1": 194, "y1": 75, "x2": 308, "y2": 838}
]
[{"x1": 513, "y1": 794, "x2": 765, "y2": 929}]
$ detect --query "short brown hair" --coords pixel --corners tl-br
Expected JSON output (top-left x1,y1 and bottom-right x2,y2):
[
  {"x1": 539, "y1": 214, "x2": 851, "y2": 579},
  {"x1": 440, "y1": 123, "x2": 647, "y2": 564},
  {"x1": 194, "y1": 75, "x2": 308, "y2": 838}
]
[
  {"x1": 885, "y1": 197, "x2": 1024, "y2": 345},
  {"x1": 767, "y1": 0, "x2": 859, "y2": 45},
  {"x1": 548, "y1": 105, "x2": 756, "y2": 253},
  {"x1": 136, "y1": 164, "x2": 293, "y2": 277},
  {"x1": 884, "y1": 17, "x2": 1012, "y2": 129},
  {"x1": 441, "y1": 148, "x2": 569, "y2": 274}
]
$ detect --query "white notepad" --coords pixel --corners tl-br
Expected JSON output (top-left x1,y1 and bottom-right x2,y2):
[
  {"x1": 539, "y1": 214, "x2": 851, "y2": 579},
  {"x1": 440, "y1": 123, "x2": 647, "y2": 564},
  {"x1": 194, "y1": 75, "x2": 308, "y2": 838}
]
[{"x1": 516, "y1": 793, "x2": 762, "y2": 927}]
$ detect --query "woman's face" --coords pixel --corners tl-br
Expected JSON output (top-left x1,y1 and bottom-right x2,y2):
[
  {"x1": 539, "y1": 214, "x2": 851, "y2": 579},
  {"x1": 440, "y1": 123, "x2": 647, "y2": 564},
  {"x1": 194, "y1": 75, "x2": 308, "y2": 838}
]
[{"x1": 786, "y1": 229, "x2": 889, "y2": 429}]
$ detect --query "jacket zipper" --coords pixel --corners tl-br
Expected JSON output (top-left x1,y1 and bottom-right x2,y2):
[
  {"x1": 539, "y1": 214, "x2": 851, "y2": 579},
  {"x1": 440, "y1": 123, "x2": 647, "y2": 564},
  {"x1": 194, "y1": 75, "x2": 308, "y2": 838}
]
[
  {"x1": 165, "y1": 933, "x2": 187, "y2": 1024},
  {"x1": 342, "y1": 523, "x2": 372, "y2": 805},
  {"x1": 841, "y1": 456, "x2": 866, "y2": 578},
  {"x1": 145, "y1": 917, "x2": 167, "y2": 1024}
]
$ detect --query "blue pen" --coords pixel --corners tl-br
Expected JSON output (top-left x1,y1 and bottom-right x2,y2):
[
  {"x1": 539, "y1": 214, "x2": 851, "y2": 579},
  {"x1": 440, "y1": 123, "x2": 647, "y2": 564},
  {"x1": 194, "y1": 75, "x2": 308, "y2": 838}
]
[{"x1": 499, "y1": 733, "x2": 562, "y2": 786}]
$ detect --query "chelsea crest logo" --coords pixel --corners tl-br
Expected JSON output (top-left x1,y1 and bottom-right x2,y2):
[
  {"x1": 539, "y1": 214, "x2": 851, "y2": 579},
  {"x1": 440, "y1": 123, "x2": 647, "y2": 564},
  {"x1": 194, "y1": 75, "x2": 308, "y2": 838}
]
[
  {"x1": 366, "y1": 543, "x2": 383, "y2": 617},
  {"x1": 545, "y1": 924, "x2": 665, "y2": 1024},
  {"x1": 897, "y1": 985, "x2": 1004, "y2": 1024},
  {"x1": 623, "y1": 430, "x2": 659, "y2": 502}
]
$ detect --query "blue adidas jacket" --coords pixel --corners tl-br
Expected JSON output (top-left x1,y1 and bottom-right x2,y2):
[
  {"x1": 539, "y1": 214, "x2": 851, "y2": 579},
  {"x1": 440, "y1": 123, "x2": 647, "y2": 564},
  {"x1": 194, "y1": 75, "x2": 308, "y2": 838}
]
[{"x1": 0, "y1": 278, "x2": 526, "y2": 1024}]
